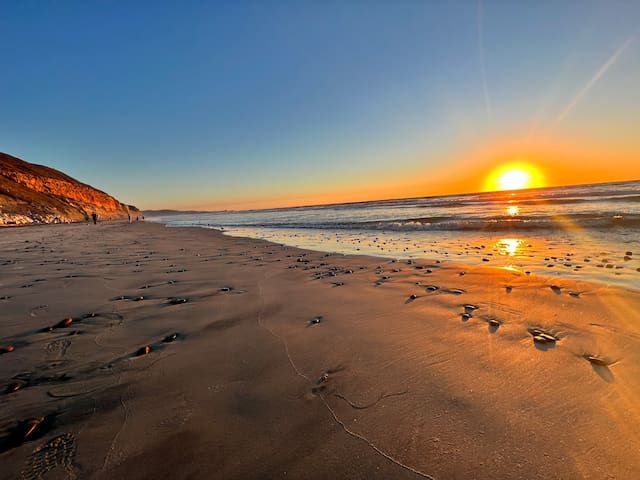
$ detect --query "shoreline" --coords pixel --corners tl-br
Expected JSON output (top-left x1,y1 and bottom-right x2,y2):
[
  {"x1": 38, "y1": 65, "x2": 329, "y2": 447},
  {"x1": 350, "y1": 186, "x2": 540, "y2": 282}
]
[
  {"x1": 1, "y1": 222, "x2": 639, "y2": 478},
  {"x1": 156, "y1": 219, "x2": 640, "y2": 292}
]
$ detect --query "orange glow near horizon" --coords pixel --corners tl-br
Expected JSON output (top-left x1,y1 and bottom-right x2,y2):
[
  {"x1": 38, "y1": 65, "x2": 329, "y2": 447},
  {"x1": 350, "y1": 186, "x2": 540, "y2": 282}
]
[
  {"x1": 483, "y1": 162, "x2": 545, "y2": 192},
  {"x1": 169, "y1": 133, "x2": 639, "y2": 211}
]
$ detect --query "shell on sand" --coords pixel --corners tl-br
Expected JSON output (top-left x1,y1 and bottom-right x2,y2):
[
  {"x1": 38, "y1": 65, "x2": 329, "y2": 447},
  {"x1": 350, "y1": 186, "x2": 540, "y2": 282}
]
[
  {"x1": 1, "y1": 345, "x2": 15, "y2": 354},
  {"x1": 163, "y1": 333, "x2": 179, "y2": 343}
]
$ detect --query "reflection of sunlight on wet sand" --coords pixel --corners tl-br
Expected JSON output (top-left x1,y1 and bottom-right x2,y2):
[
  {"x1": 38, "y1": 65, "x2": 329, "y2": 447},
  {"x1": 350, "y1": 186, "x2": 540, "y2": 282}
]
[
  {"x1": 496, "y1": 238, "x2": 522, "y2": 256},
  {"x1": 222, "y1": 223, "x2": 638, "y2": 289}
]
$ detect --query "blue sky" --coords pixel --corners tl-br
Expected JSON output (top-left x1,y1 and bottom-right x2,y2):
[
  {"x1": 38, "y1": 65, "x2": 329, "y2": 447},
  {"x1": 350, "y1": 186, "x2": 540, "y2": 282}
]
[{"x1": 1, "y1": 1, "x2": 638, "y2": 210}]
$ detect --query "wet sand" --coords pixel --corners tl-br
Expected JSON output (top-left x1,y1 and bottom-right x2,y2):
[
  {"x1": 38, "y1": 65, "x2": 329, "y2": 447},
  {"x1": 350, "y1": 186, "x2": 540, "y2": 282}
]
[{"x1": 1, "y1": 222, "x2": 640, "y2": 479}]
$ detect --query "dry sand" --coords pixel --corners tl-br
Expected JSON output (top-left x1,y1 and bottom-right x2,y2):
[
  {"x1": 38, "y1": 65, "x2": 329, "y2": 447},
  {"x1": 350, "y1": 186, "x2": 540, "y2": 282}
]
[{"x1": 1, "y1": 221, "x2": 639, "y2": 479}]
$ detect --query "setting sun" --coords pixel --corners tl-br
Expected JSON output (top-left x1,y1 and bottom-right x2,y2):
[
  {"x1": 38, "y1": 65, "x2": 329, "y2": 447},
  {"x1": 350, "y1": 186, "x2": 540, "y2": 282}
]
[
  {"x1": 484, "y1": 162, "x2": 544, "y2": 192},
  {"x1": 497, "y1": 169, "x2": 529, "y2": 190}
]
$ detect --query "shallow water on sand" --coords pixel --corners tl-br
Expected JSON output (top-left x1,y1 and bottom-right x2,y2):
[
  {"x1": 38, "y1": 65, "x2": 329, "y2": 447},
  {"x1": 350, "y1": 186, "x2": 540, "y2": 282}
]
[{"x1": 220, "y1": 226, "x2": 640, "y2": 289}]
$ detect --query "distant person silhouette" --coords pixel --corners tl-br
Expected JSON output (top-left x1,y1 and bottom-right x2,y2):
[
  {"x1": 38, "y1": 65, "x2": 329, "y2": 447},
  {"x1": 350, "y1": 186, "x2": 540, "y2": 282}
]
[{"x1": 91, "y1": 212, "x2": 97, "y2": 224}]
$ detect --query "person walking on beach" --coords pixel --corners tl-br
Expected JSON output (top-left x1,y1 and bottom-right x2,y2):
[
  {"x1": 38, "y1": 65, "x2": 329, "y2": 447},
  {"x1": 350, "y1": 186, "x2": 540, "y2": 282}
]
[{"x1": 91, "y1": 212, "x2": 98, "y2": 224}]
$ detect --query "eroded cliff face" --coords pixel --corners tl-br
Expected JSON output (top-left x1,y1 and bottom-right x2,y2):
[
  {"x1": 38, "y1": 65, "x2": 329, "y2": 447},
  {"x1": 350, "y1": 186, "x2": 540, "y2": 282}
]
[{"x1": 0, "y1": 152, "x2": 140, "y2": 225}]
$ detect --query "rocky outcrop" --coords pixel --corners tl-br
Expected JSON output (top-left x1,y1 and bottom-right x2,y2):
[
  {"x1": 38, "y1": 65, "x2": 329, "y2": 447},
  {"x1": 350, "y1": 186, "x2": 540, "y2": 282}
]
[{"x1": 0, "y1": 152, "x2": 140, "y2": 225}]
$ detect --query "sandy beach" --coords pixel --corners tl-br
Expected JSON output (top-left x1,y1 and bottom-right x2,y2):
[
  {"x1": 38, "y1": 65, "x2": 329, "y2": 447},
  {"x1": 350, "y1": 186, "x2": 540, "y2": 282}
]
[{"x1": 1, "y1": 221, "x2": 640, "y2": 479}]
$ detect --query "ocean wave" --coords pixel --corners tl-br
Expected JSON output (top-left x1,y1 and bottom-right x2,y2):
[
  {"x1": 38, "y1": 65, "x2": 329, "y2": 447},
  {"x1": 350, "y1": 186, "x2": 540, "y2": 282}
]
[
  {"x1": 156, "y1": 180, "x2": 640, "y2": 235},
  {"x1": 214, "y1": 213, "x2": 640, "y2": 233}
]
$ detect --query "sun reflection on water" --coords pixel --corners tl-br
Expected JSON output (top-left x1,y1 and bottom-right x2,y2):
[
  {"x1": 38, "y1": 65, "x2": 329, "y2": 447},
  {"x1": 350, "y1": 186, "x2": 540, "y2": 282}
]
[
  {"x1": 506, "y1": 205, "x2": 520, "y2": 216},
  {"x1": 496, "y1": 238, "x2": 522, "y2": 256}
]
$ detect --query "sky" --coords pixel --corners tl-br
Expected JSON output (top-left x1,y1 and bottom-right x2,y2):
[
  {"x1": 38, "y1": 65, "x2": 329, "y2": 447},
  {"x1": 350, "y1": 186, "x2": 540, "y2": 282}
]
[{"x1": 1, "y1": 1, "x2": 639, "y2": 211}]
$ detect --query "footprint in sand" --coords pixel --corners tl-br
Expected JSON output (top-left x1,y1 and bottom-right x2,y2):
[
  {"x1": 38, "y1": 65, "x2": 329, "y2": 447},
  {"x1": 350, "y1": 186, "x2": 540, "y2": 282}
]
[
  {"x1": 149, "y1": 396, "x2": 193, "y2": 435},
  {"x1": 29, "y1": 305, "x2": 48, "y2": 317},
  {"x1": 45, "y1": 339, "x2": 71, "y2": 361},
  {"x1": 20, "y1": 433, "x2": 76, "y2": 480}
]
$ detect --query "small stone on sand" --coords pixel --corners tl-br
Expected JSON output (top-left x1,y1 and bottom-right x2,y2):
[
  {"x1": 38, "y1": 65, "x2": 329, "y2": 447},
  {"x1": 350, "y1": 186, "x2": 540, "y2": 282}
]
[
  {"x1": 5, "y1": 382, "x2": 22, "y2": 393},
  {"x1": 163, "y1": 333, "x2": 179, "y2": 343},
  {"x1": 136, "y1": 345, "x2": 151, "y2": 356},
  {"x1": 583, "y1": 354, "x2": 610, "y2": 366},
  {"x1": 54, "y1": 318, "x2": 73, "y2": 328}
]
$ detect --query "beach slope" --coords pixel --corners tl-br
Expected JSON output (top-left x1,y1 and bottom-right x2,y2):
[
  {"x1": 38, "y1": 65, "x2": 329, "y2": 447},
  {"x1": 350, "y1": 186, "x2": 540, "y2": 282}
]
[{"x1": 1, "y1": 222, "x2": 639, "y2": 479}]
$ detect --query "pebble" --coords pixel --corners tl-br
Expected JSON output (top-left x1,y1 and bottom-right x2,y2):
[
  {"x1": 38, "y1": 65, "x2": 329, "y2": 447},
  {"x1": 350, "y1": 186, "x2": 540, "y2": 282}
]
[{"x1": 136, "y1": 346, "x2": 151, "y2": 356}]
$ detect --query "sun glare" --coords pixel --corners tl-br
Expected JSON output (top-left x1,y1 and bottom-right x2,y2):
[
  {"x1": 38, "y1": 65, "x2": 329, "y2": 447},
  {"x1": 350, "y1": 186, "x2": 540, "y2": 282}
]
[
  {"x1": 484, "y1": 162, "x2": 544, "y2": 192},
  {"x1": 496, "y1": 238, "x2": 522, "y2": 256},
  {"x1": 497, "y1": 169, "x2": 529, "y2": 190},
  {"x1": 506, "y1": 205, "x2": 519, "y2": 216}
]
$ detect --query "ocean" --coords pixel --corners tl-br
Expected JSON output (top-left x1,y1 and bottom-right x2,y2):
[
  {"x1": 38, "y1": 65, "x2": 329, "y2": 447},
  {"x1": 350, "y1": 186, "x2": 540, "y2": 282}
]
[{"x1": 150, "y1": 180, "x2": 640, "y2": 289}]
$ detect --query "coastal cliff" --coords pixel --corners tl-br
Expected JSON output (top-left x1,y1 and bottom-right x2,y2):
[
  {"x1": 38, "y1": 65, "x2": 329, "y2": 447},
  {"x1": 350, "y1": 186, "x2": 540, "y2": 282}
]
[{"x1": 0, "y1": 152, "x2": 140, "y2": 225}]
